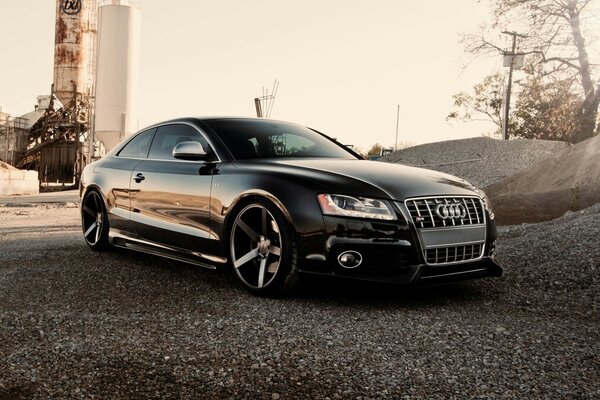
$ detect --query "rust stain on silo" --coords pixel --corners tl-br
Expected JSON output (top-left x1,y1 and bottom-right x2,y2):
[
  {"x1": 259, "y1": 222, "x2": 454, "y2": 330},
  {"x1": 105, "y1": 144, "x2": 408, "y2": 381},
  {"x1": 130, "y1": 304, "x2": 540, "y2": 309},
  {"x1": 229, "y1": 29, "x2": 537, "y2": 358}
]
[
  {"x1": 55, "y1": 47, "x2": 82, "y2": 65},
  {"x1": 53, "y1": 0, "x2": 97, "y2": 105},
  {"x1": 55, "y1": 17, "x2": 67, "y2": 44}
]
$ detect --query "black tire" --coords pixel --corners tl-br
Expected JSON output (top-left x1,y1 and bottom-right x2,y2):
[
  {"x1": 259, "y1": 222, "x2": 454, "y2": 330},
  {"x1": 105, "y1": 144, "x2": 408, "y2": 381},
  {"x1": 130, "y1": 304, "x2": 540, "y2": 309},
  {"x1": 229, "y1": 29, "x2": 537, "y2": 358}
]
[
  {"x1": 81, "y1": 189, "x2": 110, "y2": 251},
  {"x1": 229, "y1": 199, "x2": 300, "y2": 296}
]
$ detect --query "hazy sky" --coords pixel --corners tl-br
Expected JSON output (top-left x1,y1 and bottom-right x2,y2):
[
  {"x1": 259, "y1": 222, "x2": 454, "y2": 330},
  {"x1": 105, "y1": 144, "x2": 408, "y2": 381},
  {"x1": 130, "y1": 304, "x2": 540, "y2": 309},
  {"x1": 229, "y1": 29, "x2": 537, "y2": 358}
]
[{"x1": 1, "y1": 1, "x2": 510, "y2": 150}]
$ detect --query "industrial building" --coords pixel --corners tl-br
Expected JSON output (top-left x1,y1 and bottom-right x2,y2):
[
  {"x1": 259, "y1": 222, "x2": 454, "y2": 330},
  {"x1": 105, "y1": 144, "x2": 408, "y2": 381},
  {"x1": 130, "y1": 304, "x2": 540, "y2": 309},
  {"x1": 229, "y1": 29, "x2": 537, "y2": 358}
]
[
  {"x1": 0, "y1": 109, "x2": 28, "y2": 168},
  {"x1": 0, "y1": 0, "x2": 141, "y2": 192}
]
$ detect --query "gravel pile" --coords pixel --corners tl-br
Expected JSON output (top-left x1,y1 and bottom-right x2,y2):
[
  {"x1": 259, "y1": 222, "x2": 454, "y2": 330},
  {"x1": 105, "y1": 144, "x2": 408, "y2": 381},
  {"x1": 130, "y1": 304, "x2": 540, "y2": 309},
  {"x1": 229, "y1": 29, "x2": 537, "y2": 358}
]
[
  {"x1": 1, "y1": 204, "x2": 599, "y2": 399},
  {"x1": 380, "y1": 137, "x2": 569, "y2": 188},
  {"x1": 485, "y1": 134, "x2": 600, "y2": 224}
]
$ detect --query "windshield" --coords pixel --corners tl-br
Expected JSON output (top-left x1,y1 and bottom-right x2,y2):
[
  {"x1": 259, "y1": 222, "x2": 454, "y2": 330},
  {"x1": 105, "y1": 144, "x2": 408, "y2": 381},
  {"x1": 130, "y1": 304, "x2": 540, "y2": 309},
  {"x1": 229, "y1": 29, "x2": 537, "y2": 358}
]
[{"x1": 204, "y1": 119, "x2": 358, "y2": 160}]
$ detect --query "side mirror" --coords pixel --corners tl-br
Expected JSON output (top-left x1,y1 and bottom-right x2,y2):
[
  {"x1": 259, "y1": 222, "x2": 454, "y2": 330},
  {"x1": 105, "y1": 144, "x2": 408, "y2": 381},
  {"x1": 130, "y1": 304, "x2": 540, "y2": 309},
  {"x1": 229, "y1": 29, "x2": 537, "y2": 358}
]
[{"x1": 173, "y1": 141, "x2": 208, "y2": 161}]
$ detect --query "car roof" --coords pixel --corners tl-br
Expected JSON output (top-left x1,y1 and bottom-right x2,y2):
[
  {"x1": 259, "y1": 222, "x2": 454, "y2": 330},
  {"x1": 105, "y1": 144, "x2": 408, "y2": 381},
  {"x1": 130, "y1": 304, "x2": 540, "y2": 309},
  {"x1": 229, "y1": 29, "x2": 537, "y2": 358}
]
[{"x1": 164, "y1": 116, "x2": 301, "y2": 125}]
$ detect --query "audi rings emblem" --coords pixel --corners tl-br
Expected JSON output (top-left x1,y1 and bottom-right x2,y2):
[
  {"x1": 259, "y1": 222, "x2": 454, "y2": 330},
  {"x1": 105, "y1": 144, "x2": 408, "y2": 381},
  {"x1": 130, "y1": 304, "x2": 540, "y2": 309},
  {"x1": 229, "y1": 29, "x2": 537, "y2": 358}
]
[{"x1": 435, "y1": 203, "x2": 467, "y2": 220}]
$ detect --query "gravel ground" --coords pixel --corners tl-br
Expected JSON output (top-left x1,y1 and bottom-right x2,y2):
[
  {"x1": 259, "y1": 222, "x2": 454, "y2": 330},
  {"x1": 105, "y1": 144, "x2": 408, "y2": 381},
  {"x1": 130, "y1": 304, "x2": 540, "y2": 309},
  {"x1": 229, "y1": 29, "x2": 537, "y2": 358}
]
[
  {"x1": 380, "y1": 137, "x2": 569, "y2": 188},
  {"x1": 0, "y1": 203, "x2": 599, "y2": 399},
  {"x1": 0, "y1": 202, "x2": 79, "y2": 234}
]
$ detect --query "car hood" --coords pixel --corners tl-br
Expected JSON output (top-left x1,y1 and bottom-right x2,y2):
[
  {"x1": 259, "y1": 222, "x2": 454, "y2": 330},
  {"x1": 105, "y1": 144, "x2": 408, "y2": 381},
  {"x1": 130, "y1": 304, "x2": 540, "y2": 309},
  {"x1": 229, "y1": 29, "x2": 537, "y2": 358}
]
[{"x1": 236, "y1": 158, "x2": 479, "y2": 200}]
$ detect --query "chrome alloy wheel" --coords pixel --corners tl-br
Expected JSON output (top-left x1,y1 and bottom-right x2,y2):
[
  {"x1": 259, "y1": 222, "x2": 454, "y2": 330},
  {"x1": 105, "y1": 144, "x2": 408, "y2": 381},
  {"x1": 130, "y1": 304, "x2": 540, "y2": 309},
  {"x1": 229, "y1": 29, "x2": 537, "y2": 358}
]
[
  {"x1": 230, "y1": 204, "x2": 283, "y2": 289},
  {"x1": 81, "y1": 190, "x2": 106, "y2": 247}
]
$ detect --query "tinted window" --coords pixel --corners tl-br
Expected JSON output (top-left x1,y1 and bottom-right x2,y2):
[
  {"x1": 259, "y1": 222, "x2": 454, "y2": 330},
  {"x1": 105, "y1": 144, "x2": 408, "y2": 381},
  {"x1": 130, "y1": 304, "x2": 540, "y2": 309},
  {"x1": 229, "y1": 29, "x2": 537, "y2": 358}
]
[
  {"x1": 118, "y1": 128, "x2": 156, "y2": 158},
  {"x1": 205, "y1": 119, "x2": 357, "y2": 160},
  {"x1": 148, "y1": 124, "x2": 212, "y2": 160}
]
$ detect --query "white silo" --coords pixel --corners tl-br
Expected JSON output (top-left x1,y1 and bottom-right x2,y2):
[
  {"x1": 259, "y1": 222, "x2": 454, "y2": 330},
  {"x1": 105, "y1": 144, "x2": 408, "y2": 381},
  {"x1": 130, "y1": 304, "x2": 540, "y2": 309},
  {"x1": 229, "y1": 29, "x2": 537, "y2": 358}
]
[{"x1": 94, "y1": 0, "x2": 141, "y2": 152}]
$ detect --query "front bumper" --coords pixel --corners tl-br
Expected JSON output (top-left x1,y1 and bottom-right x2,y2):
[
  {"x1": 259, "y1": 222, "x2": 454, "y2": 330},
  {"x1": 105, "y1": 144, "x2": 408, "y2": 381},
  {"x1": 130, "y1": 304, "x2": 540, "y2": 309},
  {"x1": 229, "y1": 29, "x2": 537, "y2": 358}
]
[{"x1": 297, "y1": 210, "x2": 502, "y2": 285}]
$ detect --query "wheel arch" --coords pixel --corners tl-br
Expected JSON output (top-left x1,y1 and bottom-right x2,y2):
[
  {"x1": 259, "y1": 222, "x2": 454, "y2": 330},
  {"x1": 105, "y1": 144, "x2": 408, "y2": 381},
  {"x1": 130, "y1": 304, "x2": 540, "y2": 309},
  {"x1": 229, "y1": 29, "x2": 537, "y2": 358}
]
[
  {"x1": 225, "y1": 191, "x2": 302, "y2": 295},
  {"x1": 224, "y1": 189, "x2": 296, "y2": 237},
  {"x1": 81, "y1": 183, "x2": 109, "y2": 209}
]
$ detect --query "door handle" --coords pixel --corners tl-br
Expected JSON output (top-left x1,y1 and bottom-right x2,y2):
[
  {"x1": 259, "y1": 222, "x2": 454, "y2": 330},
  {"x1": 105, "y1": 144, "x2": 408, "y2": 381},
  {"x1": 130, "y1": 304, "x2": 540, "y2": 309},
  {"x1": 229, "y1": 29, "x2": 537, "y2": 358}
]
[{"x1": 134, "y1": 173, "x2": 145, "y2": 183}]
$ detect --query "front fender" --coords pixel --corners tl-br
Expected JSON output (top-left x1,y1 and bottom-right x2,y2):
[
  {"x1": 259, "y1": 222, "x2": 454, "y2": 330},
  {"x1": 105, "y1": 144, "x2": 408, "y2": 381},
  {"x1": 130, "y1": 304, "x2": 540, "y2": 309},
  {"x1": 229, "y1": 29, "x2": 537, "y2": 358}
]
[{"x1": 210, "y1": 167, "x2": 328, "y2": 257}]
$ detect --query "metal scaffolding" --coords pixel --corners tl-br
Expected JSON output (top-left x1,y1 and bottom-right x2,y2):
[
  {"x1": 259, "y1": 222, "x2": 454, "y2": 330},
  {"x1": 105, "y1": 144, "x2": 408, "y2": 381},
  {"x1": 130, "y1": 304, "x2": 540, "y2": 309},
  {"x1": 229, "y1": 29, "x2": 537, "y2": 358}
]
[
  {"x1": 0, "y1": 115, "x2": 28, "y2": 167},
  {"x1": 17, "y1": 87, "x2": 93, "y2": 185}
]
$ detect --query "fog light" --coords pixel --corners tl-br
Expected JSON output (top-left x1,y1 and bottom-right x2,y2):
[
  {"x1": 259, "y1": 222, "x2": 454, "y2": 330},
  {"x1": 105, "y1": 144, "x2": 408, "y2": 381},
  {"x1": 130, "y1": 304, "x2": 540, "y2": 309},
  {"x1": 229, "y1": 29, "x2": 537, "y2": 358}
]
[{"x1": 337, "y1": 251, "x2": 362, "y2": 269}]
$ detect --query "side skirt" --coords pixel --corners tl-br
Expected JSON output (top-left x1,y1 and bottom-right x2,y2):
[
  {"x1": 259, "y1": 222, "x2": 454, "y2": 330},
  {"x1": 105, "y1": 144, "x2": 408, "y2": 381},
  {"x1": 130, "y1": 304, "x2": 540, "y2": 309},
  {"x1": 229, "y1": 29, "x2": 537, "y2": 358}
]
[{"x1": 109, "y1": 229, "x2": 227, "y2": 270}]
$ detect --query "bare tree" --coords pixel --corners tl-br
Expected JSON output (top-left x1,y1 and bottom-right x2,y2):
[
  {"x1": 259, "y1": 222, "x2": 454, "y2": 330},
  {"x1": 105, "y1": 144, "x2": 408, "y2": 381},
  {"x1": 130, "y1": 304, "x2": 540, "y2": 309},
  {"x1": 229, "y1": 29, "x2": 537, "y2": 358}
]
[
  {"x1": 367, "y1": 143, "x2": 384, "y2": 156},
  {"x1": 513, "y1": 57, "x2": 584, "y2": 140},
  {"x1": 449, "y1": 58, "x2": 584, "y2": 142},
  {"x1": 465, "y1": 0, "x2": 599, "y2": 142},
  {"x1": 447, "y1": 73, "x2": 505, "y2": 135}
]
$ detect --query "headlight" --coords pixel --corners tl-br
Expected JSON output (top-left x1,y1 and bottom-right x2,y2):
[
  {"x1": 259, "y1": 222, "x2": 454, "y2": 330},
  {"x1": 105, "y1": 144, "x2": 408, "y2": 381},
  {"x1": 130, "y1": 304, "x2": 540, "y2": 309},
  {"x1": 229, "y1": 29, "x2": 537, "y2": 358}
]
[{"x1": 317, "y1": 194, "x2": 396, "y2": 220}]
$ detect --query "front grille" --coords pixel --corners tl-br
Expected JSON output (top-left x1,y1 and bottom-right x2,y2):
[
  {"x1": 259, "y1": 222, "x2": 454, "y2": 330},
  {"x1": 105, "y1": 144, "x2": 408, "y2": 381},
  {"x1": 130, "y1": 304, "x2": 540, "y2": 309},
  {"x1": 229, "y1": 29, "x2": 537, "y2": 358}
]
[
  {"x1": 403, "y1": 196, "x2": 487, "y2": 267},
  {"x1": 425, "y1": 243, "x2": 483, "y2": 265},
  {"x1": 405, "y1": 196, "x2": 485, "y2": 228}
]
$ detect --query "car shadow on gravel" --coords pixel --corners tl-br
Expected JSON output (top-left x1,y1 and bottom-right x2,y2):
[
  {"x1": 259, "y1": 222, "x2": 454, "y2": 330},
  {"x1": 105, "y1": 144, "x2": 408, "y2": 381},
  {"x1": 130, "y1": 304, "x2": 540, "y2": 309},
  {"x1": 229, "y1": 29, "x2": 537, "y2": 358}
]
[
  {"x1": 296, "y1": 275, "x2": 501, "y2": 307},
  {"x1": 91, "y1": 249, "x2": 504, "y2": 316},
  {"x1": 107, "y1": 247, "x2": 240, "y2": 287},
  {"x1": 107, "y1": 247, "x2": 502, "y2": 310},
  {"x1": 0, "y1": 384, "x2": 34, "y2": 400}
]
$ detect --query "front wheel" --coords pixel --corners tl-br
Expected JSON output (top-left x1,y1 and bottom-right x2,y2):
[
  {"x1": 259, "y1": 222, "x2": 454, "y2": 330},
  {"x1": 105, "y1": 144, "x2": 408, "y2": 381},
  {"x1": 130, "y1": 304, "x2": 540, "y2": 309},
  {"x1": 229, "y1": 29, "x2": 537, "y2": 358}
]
[
  {"x1": 229, "y1": 200, "x2": 300, "y2": 296},
  {"x1": 81, "y1": 189, "x2": 109, "y2": 251}
]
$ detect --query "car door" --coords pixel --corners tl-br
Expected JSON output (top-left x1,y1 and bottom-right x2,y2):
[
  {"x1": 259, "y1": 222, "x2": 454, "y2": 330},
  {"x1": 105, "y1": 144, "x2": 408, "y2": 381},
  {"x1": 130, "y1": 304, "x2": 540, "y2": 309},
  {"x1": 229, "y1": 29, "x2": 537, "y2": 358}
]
[
  {"x1": 100, "y1": 127, "x2": 156, "y2": 233},
  {"x1": 128, "y1": 123, "x2": 217, "y2": 253}
]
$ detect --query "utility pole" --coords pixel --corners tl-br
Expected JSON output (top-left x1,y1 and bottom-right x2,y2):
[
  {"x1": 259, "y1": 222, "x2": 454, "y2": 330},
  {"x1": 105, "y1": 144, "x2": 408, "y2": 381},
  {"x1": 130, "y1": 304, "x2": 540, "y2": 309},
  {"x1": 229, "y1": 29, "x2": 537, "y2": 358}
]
[
  {"x1": 501, "y1": 31, "x2": 526, "y2": 140},
  {"x1": 395, "y1": 105, "x2": 399, "y2": 151}
]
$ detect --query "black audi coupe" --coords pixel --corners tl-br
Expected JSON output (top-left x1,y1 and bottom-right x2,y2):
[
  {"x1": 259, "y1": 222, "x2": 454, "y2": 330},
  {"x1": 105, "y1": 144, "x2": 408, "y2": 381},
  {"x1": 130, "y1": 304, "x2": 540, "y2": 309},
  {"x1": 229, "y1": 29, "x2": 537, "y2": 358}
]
[{"x1": 80, "y1": 117, "x2": 502, "y2": 295}]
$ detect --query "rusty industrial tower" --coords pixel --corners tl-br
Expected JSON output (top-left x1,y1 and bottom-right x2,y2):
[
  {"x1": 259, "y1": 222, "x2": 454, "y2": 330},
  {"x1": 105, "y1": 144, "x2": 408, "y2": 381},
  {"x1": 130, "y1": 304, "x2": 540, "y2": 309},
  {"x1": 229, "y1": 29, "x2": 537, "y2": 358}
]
[{"x1": 18, "y1": 0, "x2": 98, "y2": 186}]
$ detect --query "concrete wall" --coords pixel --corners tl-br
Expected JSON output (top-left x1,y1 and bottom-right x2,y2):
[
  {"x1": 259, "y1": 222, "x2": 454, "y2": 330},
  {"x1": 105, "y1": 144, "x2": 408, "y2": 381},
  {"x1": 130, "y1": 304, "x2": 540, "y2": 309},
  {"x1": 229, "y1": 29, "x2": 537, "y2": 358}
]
[{"x1": 0, "y1": 162, "x2": 39, "y2": 196}]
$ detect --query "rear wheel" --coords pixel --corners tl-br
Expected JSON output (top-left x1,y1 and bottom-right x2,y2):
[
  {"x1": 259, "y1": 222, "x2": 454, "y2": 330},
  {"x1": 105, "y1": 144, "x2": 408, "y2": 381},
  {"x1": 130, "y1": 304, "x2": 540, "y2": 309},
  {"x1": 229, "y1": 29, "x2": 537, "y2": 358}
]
[
  {"x1": 229, "y1": 200, "x2": 299, "y2": 296},
  {"x1": 81, "y1": 189, "x2": 109, "y2": 251}
]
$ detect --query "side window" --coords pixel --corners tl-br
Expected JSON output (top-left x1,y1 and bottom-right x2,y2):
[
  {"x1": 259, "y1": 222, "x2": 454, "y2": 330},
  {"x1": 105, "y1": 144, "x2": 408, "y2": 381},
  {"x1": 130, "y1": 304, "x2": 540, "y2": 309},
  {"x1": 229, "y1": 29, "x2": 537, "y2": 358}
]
[
  {"x1": 148, "y1": 124, "x2": 212, "y2": 160},
  {"x1": 117, "y1": 128, "x2": 156, "y2": 158}
]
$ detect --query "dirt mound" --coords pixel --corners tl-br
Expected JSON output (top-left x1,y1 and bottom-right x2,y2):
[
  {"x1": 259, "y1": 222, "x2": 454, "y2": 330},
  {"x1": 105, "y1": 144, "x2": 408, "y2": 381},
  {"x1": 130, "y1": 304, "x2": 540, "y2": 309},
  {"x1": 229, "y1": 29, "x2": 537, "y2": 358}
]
[
  {"x1": 381, "y1": 137, "x2": 569, "y2": 187},
  {"x1": 485, "y1": 134, "x2": 600, "y2": 225},
  {"x1": 0, "y1": 161, "x2": 19, "y2": 171}
]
